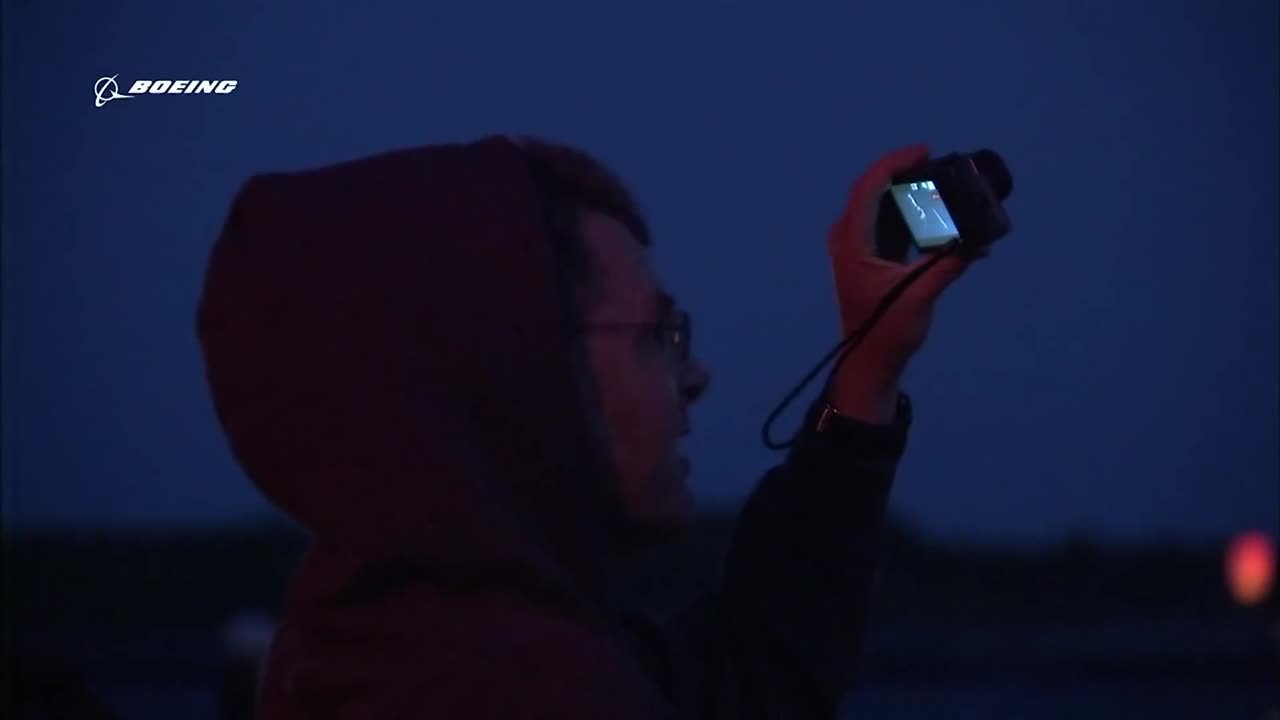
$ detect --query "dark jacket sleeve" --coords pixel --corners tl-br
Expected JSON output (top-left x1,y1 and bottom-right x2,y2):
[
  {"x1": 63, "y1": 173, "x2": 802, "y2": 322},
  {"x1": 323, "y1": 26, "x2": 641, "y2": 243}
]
[{"x1": 621, "y1": 390, "x2": 911, "y2": 719}]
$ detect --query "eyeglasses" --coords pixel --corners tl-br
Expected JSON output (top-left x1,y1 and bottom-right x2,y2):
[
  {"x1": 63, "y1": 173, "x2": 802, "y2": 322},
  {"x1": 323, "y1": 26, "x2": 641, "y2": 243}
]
[{"x1": 579, "y1": 309, "x2": 691, "y2": 364}]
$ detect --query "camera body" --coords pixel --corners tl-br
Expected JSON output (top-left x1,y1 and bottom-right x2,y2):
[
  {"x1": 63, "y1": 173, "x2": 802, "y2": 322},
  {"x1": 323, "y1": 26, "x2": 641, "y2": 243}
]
[{"x1": 875, "y1": 149, "x2": 1013, "y2": 261}]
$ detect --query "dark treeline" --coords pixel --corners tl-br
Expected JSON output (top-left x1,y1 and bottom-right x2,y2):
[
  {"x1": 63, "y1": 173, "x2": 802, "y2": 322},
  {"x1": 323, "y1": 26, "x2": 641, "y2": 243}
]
[{"x1": 5, "y1": 510, "x2": 1262, "y2": 630}]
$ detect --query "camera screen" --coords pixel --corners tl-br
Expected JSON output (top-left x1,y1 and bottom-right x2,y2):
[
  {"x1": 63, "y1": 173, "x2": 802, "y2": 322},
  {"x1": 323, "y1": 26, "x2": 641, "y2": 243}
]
[{"x1": 890, "y1": 181, "x2": 960, "y2": 248}]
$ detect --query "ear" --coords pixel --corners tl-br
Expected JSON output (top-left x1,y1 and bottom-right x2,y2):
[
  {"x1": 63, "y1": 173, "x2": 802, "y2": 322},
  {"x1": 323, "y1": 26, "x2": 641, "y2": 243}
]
[{"x1": 563, "y1": 326, "x2": 623, "y2": 503}]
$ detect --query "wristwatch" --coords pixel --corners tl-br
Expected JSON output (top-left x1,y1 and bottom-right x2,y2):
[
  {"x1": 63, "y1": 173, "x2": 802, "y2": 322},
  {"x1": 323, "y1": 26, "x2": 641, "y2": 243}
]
[{"x1": 814, "y1": 392, "x2": 913, "y2": 432}]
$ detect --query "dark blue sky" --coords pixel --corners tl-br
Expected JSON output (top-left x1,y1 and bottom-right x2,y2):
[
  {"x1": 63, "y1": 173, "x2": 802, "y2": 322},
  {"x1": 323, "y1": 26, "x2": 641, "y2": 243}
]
[{"x1": 3, "y1": 1, "x2": 1276, "y2": 542}]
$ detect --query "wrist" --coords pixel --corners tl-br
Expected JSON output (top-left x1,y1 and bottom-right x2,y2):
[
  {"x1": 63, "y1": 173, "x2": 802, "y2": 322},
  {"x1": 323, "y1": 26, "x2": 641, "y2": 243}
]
[{"x1": 830, "y1": 371, "x2": 900, "y2": 424}]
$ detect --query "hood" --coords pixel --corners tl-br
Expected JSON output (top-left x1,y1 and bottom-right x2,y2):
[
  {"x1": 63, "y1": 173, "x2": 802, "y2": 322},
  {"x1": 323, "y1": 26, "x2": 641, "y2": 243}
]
[
  {"x1": 198, "y1": 136, "x2": 617, "y2": 609},
  {"x1": 196, "y1": 136, "x2": 676, "y2": 717}
]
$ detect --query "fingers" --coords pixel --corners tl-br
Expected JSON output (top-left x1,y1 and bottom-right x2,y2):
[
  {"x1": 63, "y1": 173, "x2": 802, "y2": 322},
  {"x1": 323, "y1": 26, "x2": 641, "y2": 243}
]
[
  {"x1": 906, "y1": 246, "x2": 975, "y2": 301},
  {"x1": 858, "y1": 144, "x2": 932, "y2": 200},
  {"x1": 829, "y1": 144, "x2": 931, "y2": 260}
]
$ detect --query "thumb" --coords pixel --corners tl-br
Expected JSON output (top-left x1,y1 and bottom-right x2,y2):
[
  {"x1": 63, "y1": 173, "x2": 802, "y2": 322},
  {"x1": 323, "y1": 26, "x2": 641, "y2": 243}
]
[{"x1": 906, "y1": 248, "x2": 973, "y2": 301}]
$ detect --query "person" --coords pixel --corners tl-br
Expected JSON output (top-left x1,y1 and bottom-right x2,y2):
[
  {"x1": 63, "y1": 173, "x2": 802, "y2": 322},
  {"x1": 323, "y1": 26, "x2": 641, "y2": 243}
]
[
  {"x1": 196, "y1": 135, "x2": 982, "y2": 718},
  {"x1": 219, "y1": 611, "x2": 278, "y2": 720},
  {"x1": 7, "y1": 648, "x2": 121, "y2": 720}
]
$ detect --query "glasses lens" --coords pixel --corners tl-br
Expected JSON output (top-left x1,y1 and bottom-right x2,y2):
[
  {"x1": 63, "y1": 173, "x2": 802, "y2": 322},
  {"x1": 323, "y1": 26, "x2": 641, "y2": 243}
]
[{"x1": 676, "y1": 312, "x2": 690, "y2": 361}]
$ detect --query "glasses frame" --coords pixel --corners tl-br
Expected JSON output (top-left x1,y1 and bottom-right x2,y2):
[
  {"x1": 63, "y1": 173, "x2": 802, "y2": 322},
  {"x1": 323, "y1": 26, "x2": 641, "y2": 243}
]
[{"x1": 578, "y1": 309, "x2": 691, "y2": 364}]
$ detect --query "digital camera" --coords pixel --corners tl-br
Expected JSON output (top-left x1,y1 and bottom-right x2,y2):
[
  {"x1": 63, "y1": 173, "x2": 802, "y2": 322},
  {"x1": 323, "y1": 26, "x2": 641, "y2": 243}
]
[{"x1": 876, "y1": 149, "x2": 1013, "y2": 260}]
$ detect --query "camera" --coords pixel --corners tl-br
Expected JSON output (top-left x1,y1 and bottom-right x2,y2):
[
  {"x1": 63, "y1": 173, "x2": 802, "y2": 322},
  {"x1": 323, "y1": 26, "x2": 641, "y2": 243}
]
[{"x1": 875, "y1": 149, "x2": 1013, "y2": 261}]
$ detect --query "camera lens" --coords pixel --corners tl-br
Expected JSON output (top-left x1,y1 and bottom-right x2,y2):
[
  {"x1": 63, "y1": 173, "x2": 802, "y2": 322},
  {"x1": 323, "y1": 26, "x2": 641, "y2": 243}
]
[{"x1": 972, "y1": 149, "x2": 1013, "y2": 201}]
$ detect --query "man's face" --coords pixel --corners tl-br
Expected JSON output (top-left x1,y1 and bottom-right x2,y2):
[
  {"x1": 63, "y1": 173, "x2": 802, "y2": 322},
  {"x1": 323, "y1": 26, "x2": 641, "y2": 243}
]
[{"x1": 576, "y1": 211, "x2": 710, "y2": 543}]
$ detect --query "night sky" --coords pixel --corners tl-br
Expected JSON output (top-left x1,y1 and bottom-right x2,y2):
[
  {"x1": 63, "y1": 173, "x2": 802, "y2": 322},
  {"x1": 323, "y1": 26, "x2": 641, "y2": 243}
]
[{"x1": 3, "y1": 1, "x2": 1276, "y2": 543}]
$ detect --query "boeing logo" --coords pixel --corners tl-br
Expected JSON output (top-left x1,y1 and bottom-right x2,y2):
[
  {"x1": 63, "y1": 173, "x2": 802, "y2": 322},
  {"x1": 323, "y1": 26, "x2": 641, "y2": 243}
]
[{"x1": 94, "y1": 75, "x2": 239, "y2": 108}]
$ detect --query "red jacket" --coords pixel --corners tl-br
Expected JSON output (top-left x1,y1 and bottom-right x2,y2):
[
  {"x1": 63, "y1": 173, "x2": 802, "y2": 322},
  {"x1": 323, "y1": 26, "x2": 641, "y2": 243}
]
[{"x1": 196, "y1": 135, "x2": 908, "y2": 719}]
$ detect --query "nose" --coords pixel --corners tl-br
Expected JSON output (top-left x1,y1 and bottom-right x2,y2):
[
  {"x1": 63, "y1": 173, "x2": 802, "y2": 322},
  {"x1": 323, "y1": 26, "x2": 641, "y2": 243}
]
[{"x1": 680, "y1": 355, "x2": 711, "y2": 405}]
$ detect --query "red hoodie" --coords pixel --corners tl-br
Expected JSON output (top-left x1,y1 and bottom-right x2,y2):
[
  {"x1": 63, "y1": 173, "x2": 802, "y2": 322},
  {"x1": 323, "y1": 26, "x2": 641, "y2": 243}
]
[{"x1": 197, "y1": 135, "x2": 910, "y2": 719}]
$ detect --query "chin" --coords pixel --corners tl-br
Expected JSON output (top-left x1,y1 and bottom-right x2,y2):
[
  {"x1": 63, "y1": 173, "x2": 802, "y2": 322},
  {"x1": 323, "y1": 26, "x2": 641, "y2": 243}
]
[
  {"x1": 652, "y1": 496, "x2": 697, "y2": 536},
  {"x1": 622, "y1": 513, "x2": 692, "y2": 549},
  {"x1": 620, "y1": 483, "x2": 696, "y2": 548}
]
